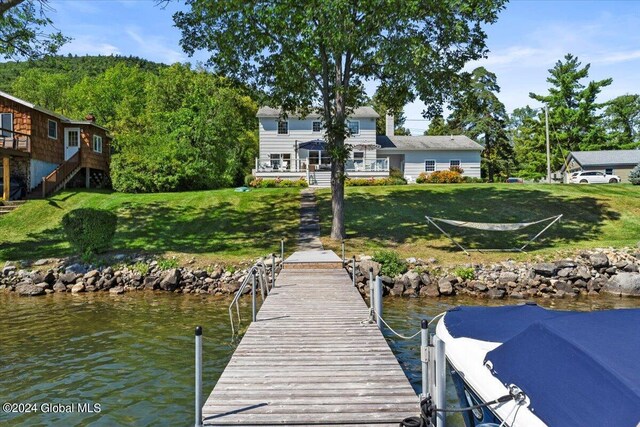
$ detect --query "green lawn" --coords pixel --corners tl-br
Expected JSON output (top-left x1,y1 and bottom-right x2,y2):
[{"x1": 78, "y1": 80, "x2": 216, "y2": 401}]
[
  {"x1": 0, "y1": 189, "x2": 300, "y2": 264},
  {"x1": 317, "y1": 184, "x2": 640, "y2": 265}
]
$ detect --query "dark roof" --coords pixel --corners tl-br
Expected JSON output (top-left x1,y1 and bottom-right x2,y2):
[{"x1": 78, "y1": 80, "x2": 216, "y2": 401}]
[
  {"x1": 377, "y1": 135, "x2": 483, "y2": 151},
  {"x1": 256, "y1": 106, "x2": 379, "y2": 119},
  {"x1": 568, "y1": 150, "x2": 640, "y2": 167}
]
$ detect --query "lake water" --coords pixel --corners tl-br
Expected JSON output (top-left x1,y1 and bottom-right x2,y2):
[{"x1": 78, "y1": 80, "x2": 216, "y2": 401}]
[{"x1": 1, "y1": 292, "x2": 638, "y2": 427}]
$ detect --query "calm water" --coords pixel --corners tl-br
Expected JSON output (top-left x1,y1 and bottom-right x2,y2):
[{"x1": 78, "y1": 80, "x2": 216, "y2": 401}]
[{"x1": 1, "y1": 292, "x2": 638, "y2": 427}]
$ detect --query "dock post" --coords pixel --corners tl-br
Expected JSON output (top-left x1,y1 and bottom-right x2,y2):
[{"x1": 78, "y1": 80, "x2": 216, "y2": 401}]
[
  {"x1": 352, "y1": 256, "x2": 356, "y2": 287},
  {"x1": 252, "y1": 271, "x2": 257, "y2": 322},
  {"x1": 271, "y1": 253, "x2": 276, "y2": 288},
  {"x1": 434, "y1": 335, "x2": 446, "y2": 427},
  {"x1": 341, "y1": 240, "x2": 345, "y2": 265},
  {"x1": 374, "y1": 276, "x2": 383, "y2": 330},
  {"x1": 195, "y1": 326, "x2": 203, "y2": 427},
  {"x1": 368, "y1": 267, "x2": 374, "y2": 322},
  {"x1": 280, "y1": 239, "x2": 284, "y2": 267},
  {"x1": 421, "y1": 319, "x2": 428, "y2": 399}
]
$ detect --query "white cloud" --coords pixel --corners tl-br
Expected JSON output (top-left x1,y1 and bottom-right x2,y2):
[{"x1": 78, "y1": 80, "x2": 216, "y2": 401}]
[
  {"x1": 125, "y1": 27, "x2": 186, "y2": 64},
  {"x1": 592, "y1": 50, "x2": 640, "y2": 65},
  {"x1": 60, "y1": 36, "x2": 121, "y2": 56}
]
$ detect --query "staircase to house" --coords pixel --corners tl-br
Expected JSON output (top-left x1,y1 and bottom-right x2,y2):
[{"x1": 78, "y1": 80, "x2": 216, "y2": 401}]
[
  {"x1": 0, "y1": 200, "x2": 26, "y2": 216},
  {"x1": 27, "y1": 151, "x2": 82, "y2": 199},
  {"x1": 309, "y1": 170, "x2": 331, "y2": 188}
]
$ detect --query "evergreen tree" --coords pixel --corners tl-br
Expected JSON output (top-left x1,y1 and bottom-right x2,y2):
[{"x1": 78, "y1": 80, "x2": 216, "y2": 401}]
[
  {"x1": 424, "y1": 115, "x2": 452, "y2": 136},
  {"x1": 603, "y1": 94, "x2": 640, "y2": 148},
  {"x1": 370, "y1": 93, "x2": 410, "y2": 135},
  {"x1": 509, "y1": 106, "x2": 547, "y2": 180}
]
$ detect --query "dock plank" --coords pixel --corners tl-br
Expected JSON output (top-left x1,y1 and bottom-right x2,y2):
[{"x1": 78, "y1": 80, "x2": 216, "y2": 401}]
[{"x1": 202, "y1": 252, "x2": 418, "y2": 426}]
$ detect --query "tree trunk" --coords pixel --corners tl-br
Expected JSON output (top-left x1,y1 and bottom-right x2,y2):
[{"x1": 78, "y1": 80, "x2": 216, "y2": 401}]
[{"x1": 330, "y1": 137, "x2": 346, "y2": 240}]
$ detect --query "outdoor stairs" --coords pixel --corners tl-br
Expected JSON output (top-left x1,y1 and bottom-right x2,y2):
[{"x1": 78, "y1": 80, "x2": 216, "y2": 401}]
[
  {"x1": 26, "y1": 162, "x2": 82, "y2": 199},
  {"x1": 0, "y1": 200, "x2": 26, "y2": 216},
  {"x1": 309, "y1": 170, "x2": 331, "y2": 188}
]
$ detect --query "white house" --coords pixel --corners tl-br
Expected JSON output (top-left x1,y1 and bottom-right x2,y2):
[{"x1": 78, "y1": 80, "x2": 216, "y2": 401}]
[
  {"x1": 561, "y1": 150, "x2": 640, "y2": 183},
  {"x1": 254, "y1": 106, "x2": 483, "y2": 186}
]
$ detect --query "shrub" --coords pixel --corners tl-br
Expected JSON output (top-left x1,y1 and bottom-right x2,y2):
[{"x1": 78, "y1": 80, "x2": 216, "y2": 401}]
[
  {"x1": 244, "y1": 174, "x2": 255, "y2": 187},
  {"x1": 345, "y1": 177, "x2": 406, "y2": 186},
  {"x1": 249, "y1": 177, "x2": 308, "y2": 188},
  {"x1": 453, "y1": 266, "x2": 475, "y2": 281},
  {"x1": 449, "y1": 165, "x2": 465, "y2": 174},
  {"x1": 61, "y1": 208, "x2": 118, "y2": 255},
  {"x1": 372, "y1": 250, "x2": 408, "y2": 277},
  {"x1": 629, "y1": 163, "x2": 640, "y2": 185},
  {"x1": 131, "y1": 261, "x2": 150, "y2": 275},
  {"x1": 463, "y1": 176, "x2": 484, "y2": 183},
  {"x1": 157, "y1": 258, "x2": 179, "y2": 270},
  {"x1": 416, "y1": 170, "x2": 463, "y2": 184}
]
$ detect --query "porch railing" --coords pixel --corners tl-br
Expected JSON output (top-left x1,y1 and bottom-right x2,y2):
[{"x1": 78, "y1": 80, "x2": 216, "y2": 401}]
[
  {"x1": 0, "y1": 128, "x2": 31, "y2": 152},
  {"x1": 255, "y1": 157, "x2": 389, "y2": 173},
  {"x1": 42, "y1": 151, "x2": 81, "y2": 198}
]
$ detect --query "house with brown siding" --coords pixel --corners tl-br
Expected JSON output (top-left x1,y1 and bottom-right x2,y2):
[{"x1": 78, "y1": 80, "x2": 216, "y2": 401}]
[{"x1": 0, "y1": 91, "x2": 111, "y2": 200}]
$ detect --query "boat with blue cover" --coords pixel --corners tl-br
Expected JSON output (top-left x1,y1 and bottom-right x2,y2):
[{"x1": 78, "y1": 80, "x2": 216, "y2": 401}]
[{"x1": 434, "y1": 303, "x2": 640, "y2": 427}]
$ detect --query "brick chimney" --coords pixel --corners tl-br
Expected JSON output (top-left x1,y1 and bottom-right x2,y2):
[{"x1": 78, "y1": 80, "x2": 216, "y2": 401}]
[
  {"x1": 385, "y1": 112, "x2": 394, "y2": 136},
  {"x1": 85, "y1": 113, "x2": 96, "y2": 123}
]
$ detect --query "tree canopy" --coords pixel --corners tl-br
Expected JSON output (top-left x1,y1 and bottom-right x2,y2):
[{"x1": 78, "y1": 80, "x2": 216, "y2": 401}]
[
  {"x1": 0, "y1": 0, "x2": 67, "y2": 59},
  {"x1": 172, "y1": 0, "x2": 507, "y2": 238}
]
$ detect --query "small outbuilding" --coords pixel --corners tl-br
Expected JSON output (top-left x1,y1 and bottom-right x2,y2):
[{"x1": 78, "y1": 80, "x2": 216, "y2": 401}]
[{"x1": 561, "y1": 150, "x2": 640, "y2": 183}]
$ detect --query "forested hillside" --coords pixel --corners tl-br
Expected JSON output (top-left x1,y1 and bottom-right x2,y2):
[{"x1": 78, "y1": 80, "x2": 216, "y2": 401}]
[{"x1": 0, "y1": 55, "x2": 165, "y2": 92}]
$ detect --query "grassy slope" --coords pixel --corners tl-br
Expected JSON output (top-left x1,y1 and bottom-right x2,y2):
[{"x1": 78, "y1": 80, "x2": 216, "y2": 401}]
[
  {"x1": 0, "y1": 189, "x2": 300, "y2": 264},
  {"x1": 317, "y1": 184, "x2": 640, "y2": 265}
]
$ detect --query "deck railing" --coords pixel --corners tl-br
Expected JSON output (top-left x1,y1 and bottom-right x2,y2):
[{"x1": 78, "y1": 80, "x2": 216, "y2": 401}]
[
  {"x1": 255, "y1": 157, "x2": 390, "y2": 173},
  {"x1": 0, "y1": 128, "x2": 31, "y2": 152},
  {"x1": 42, "y1": 151, "x2": 80, "y2": 198}
]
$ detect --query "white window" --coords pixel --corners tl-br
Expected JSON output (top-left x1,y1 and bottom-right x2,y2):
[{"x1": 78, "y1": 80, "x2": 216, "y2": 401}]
[
  {"x1": 48, "y1": 119, "x2": 58, "y2": 139},
  {"x1": 347, "y1": 120, "x2": 360, "y2": 135},
  {"x1": 353, "y1": 151, "x2": 364, "y2": 165},
  {"x1": 93, "y1": 135, "x2": 103, "y2": 153},
  {"x1": 450, "y1": 160, "x2": 461, "y2": 168},
  {"x1": 277, "y1": 120, "x2": 289, "y2": 134},
  {"x1": 425, "y1": 160, "x2": 436, "y2": 172},
  {"x1": 270, "y1": 153, "x2": 291, "y2": 169},
  {"x1": 1, "y1": 112, "x2": 13, "y2": 137},
  {"x1": 312, "y1": 121, "x2": 322, "y2": 132}
]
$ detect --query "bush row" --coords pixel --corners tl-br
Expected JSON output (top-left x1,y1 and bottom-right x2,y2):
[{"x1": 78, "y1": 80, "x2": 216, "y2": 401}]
[
  {"x1": 345, "y1": 177, "x2": 407, "y2": 186},
  {"x1": 248, "y1": 177, "x2": 309, "y2": 188}
]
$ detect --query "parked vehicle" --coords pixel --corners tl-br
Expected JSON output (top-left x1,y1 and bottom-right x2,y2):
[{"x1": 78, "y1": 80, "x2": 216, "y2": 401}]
[
  {"x1": 506, "y1": 177, "x2": 524, "y2": 183},
  {"x1": 569, "y1": 171, "x2": 620, "y2": 184}
]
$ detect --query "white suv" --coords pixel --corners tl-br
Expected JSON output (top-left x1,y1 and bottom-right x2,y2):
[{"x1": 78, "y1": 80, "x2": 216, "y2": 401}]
[{"x1": 569, "y1": 171, "x2": 621, "y2": 184}]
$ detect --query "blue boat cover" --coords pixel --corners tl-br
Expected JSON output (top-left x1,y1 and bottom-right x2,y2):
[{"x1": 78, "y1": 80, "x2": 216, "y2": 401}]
[{"x1": 444, "y1": 305, "x2": 640, "y2": 427}]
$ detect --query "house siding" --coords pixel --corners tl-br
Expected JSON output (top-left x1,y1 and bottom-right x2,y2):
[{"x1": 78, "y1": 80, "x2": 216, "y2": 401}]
[
  {"x1": 258, "y1": 116, "x2": 377, "y2": 165},
  {"x1": 80, "y1": 127, "x2": 110, "y2": 171},
  {"x1": 378, "y1": 150, "x2": 482, "y2": 179}
]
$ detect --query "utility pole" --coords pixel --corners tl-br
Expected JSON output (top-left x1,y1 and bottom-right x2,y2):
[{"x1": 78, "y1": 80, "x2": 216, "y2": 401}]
[{"x1": 545, "y1": 105, "x2": 551, "y2": 184}]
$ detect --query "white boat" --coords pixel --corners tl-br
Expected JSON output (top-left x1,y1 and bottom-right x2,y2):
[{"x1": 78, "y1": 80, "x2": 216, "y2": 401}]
[{"x1": 433, "y1": 303, "x2": 640, "y2": 427}]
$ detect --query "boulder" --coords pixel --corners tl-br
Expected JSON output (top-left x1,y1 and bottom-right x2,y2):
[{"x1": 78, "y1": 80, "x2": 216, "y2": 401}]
[
  {"x1": 33, "y1": 258, "x2": 50, "y2": 266},
  {"x1": 16, "y1": 282, "x2": 45, "y2": 296},
  {"x1": 533, "y1": 263, "x2": 557, "y2": 277},
  {"x1": 59, "y1": 273, "x2": 77, "y2": 284},
  {"x1": 359, "y1": 260, "x2": 381, "y2": 278},
  {"x1": 160, "y1": 268, "x2": 181, "y2": 291},
  {"x1": 404, "y1": 271, "x2": 421, "y2": 289},
  {"x1": 144, "y1": 276, "x2": 160, "y2": 290},
  {"x1": 589, "y1": 253, "x2": 610, "y2": 269},
  {"x1": 555, "y1": 259, "x2": 577, "y2": 269},
  {"x1": 556, "y1": 268, "x2": 572, "y2": 278},
  {"x1": 85, "y1": 270, "x2": 99, "y2": 279},
  {"x1": 390, "y1": 281, "x2": 405, "y2": 296},
  {"x1": 65, "y1": 263, "x2": 87, "y2": 275},
  {"x1": 43, "y1": 271, "x2": 56, "y2": 284},
  {"x1": 2, "y1": 265, "x2": 16, "y2": 276},
  {"x1": 403, "y1": 287, "x2": 418, "y2": 297},
  {"x1": 71, "y1": 283, "x2": 85, "y2": 293},
  {"x1": 52, "y1": 282, "x2": 67, "y2": 293},
  {"x1": 420, "y1": 273, "x2": 431, "y2": 286},
  {"x1": 487, "y1": 288, "x2": 505, "y2": 299},
  {"x1": 420, "y1": 284, "x2": 440, "y2": 298},
  {"x1": 438, "y1": 277, "x2": 455, "y2": 296},
  {"x1": 498, "y1": 272, "x2": 518, "y2": 284},
  {"x1": 603, "y1": 273, "x2": 640, "y2": 297}
]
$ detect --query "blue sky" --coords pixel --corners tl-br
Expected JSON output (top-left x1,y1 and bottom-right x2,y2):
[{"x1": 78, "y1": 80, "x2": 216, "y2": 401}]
[{"x1": 49, "y1": 0, "x2": 640, "y2": 134}]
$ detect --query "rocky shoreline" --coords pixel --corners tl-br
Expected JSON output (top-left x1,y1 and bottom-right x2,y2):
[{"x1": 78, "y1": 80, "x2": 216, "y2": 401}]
[{"x1": 2, "y1": 249, "x2": 639, "y2": 298}]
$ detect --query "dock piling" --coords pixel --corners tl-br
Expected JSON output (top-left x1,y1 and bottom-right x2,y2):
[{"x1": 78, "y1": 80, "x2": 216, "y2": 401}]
[
  {"x1": 368, "y1": 267, "x2": 374, "y2": 322},
  {"x1": 434, "y1": 335, "x2": 446, "y2": 427},
  {"x1": 352, "y1": 256, "x2": 356, "y2": 287},
  {"x1": 271, "y1": 253, "x2": 276, "y2": 288},
  {"x1": 421, "y1": 319, "x2": 428, "y2": 399},
  {"x1": 375, "y1": 276, "x2": 383, "y2": 330},
  {"x1": 194, "y1": 326, "x2": 203, "y2": 427},
  {"x1": 251, "y1": 271, "x2": 257, "y2": 322}
]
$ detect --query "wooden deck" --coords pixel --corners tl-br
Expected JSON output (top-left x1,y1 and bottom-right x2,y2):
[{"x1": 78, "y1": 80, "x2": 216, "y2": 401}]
[{"x1": 202, "y1": 252, "x2": 418, "y2": 426}]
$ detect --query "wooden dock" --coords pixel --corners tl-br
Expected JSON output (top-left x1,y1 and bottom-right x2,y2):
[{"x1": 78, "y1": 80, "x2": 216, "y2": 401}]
[{"x1": 202, "y1": 250, "x2": 418, "y2": 426}]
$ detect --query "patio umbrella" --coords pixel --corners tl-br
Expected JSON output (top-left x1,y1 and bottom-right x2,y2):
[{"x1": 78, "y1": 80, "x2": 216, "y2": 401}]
[{"x1": 298, "y1": 139, "x2": 326, "y2": 151}]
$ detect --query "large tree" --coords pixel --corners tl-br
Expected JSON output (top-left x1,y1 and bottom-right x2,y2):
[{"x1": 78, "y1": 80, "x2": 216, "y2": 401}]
[
  {"x1": 603, "y1": 94, "x2": 640, "y2": 148},
  {"x1": 448, "y1": 67, "x2": 512, "y2": 181},
  {"x1": 0, "y1": 0, "x2": 67, "y2": 59},
  {"x1": 171, "y1": 0, "x2": 506, "y2": 239},
  {"x1": 509, "y1": 106, "x2": 547, "y2": 179},
  {"x1": 530, "y1": 54, "x2": 612, "y2": 155},
  {"x1": 370, "y1": 92, "x2": 410, "y2": 136}
]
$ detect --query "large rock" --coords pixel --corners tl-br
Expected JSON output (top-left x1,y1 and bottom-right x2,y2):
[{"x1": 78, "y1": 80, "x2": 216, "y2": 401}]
[
  {"x1": 438, "y1": 277, "x2": 455, "y2": 296},
  {"x1": 403, "y1": 271, "x2": 421, "y2": 289},
  {"x1": 389, "y1": 281, "x2": 405, "y2": 296},
  {"x1": 498, "y1": 272, "x2": 518, "y2": 284},
  {"x1": 59, "y1": 272, "x2": 77, "y2": 284},
  {"x1": 487, "y1": 288, "x2": 505, "y2": 299},
  {"x1": 159, "y1": 268, "x2": 181, "y2": 291},
  {"x1": 71, "y1": 283, "x2": 85, "y2": 293},
  {"x1": 603, "y1": 273, "x2": 640, "y2": 297},
  {"x1": 589, "y1": 253, "x2": 610, "y2": 269},
  {"x1": 53, "y1": 282, "x2": 67, "y2": 293},
  {"x1": 533, "y1": 263, "x2": 557, "y2": 277},
  {"x1": 65, "y1": 263, "x2": 87, "y2": 274},
  {"x1": 359, "y1": 260, "x2": 381, "y2": 278},
  {"x1": 420, "y1": 284, "x2": 440, "y2": 297},
  {"x1": 85, "y1": 269, "x2": 99, "y2": 279},
  {"x1": 16, "y1": 282, "x2": 45, "y2": 296}
]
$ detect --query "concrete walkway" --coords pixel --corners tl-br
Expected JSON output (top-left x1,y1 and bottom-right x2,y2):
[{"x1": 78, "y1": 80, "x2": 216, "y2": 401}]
[{"x1": 298, "y1": 188, "x2": 323, "y2": 251}]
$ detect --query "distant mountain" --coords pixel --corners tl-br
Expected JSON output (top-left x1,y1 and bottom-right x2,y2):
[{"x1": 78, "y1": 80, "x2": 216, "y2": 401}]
[{"x1": 0, "y1": 54, "x2": 166, "y2": 92}]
